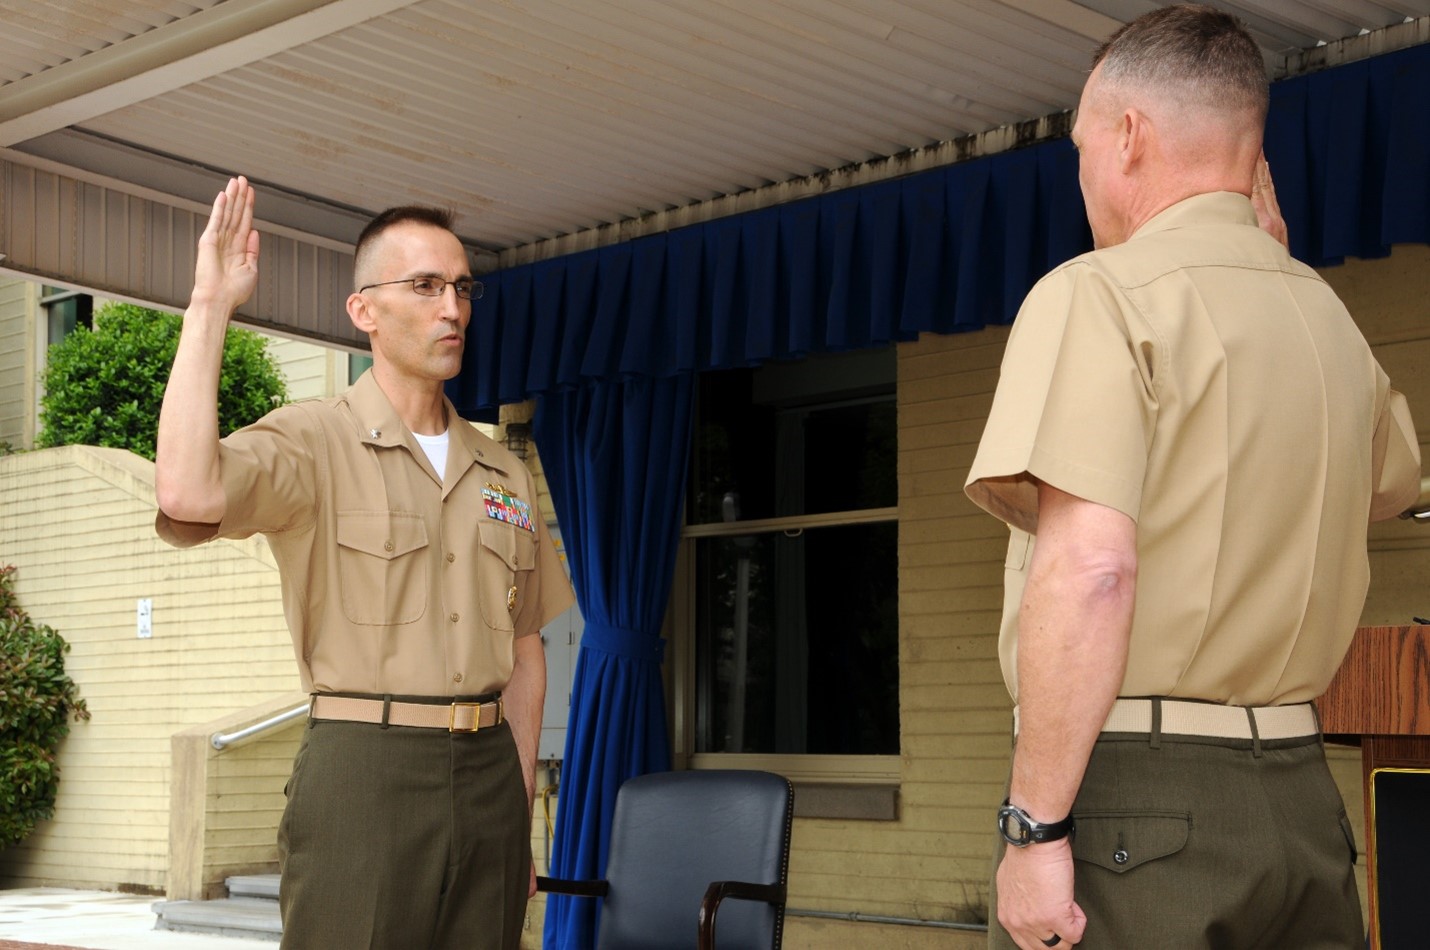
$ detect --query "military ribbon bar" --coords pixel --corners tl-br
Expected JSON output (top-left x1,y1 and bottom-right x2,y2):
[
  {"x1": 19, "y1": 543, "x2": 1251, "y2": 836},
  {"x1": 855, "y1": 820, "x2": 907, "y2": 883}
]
[{"x1": 483, "y1": 485, "x2": 535, "y2": 532}]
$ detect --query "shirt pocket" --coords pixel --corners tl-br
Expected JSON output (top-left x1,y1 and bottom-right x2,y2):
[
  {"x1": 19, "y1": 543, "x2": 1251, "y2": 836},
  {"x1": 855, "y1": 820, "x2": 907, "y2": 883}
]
[
  {"x1": 477, "y1": 518, "x2": 537, "y2": 632},
  {"x1": 1070, "y1": 811, "x2": 1191, "y2": 874},
  {"x1": 336, "y1": 510, "x2": 429, "y2": 625}
]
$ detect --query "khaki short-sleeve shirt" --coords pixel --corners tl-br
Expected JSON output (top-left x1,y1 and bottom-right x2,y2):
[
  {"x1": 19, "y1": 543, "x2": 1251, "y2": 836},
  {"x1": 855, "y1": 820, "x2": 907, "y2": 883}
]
[
  {"x1": 966, "y1": 193, "x2": 1421, "y2": 706},
  {"x1": 157, "y1": 371, "x2": 574, "y2": 696}
]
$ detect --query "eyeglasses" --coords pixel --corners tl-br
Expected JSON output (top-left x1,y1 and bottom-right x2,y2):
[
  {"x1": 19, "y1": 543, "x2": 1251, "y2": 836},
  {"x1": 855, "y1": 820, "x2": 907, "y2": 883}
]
[{"x1": 358, "y1": 276, "x2": 483, "y2": 300}]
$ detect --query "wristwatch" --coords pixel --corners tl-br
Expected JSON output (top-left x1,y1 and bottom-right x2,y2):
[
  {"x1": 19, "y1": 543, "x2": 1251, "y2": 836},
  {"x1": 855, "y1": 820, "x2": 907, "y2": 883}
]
[{"x1": 997, "y1": 800, "x2": 1075, "y2": 847}]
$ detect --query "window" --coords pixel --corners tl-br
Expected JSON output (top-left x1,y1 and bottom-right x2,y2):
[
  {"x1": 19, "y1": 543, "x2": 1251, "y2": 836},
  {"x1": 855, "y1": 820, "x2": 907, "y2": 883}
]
[
  {"x1": 348, "y1": 353, "x2": 373, "y2": 385},
  {"x1": 680, "y1": 348, "x2": 899, "y2": 769},
  {"x1": 31, "y1": 287, "x2": 95, "y2": 442},
  {"x1": 41, "y1": 287, "x2": 92, "y2": 343}
]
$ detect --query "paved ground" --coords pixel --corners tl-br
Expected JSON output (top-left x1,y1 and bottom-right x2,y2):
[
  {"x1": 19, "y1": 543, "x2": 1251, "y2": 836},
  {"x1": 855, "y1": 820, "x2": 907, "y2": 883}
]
[{"x1": 0, "y1": 889, "x2": 274, "y2": 950}]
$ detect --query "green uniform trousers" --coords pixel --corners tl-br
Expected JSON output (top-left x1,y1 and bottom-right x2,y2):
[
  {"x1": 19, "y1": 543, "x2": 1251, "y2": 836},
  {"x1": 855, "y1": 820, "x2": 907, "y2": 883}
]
[
  {"x1": 989, "y1": 731, "x2": 1362, "y2": 949},
  {"x1": 277, "y1": 713, "x2": 530, "y2": 950}
]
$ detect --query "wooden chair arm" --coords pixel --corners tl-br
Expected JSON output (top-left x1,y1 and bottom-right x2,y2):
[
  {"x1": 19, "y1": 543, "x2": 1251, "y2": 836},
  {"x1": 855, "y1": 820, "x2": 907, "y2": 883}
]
[
  {"x1": 535, "y1": 875, "x2": 610, "y2": 898},
  {"x1": 697, "y1": 880, "x2": 787, "y2": 949}
]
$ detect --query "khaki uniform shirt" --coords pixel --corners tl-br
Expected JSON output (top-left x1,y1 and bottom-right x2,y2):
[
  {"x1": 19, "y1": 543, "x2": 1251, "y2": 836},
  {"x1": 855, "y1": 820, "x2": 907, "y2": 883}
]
[
  {"x1": 966, "y1": 193, "x2": 1421, "y2": 706},
  {"x1": 157, "y1": 371, "x2": 574, "y2": 696}
]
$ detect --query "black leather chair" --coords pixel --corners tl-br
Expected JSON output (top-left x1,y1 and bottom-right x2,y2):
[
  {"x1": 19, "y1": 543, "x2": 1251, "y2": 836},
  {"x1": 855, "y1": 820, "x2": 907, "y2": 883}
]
[{"x1": 538, "y1": 769, "x2": 794, "y2": 949}]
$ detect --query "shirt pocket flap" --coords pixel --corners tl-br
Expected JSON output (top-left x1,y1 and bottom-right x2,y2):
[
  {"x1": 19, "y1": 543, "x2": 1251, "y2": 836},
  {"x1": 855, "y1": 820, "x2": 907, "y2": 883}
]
[
  {"x1": 478, "y1": 519, "x2": 536, "y2": 571},
  {"x1": 336, "y1": 511, "x2": 428, "y2": 560},
  {"x1": 1071, "y1": 812, "x2": 1190, "y2": 874}
]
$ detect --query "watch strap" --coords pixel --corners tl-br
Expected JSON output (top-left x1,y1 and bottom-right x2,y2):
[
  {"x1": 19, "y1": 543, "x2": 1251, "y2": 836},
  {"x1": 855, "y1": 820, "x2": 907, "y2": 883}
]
[{"x1": 998, "y1": 799, "x2": 1075, "y2": 846}]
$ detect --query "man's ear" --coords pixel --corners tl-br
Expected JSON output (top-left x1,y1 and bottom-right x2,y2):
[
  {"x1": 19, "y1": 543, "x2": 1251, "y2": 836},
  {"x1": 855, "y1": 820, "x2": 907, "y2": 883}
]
[
  {"x1": 1119, "y1": 108, "x2": 1147, "y2": 174},
  {"x1": 347, "y1": 292, "x2": 376, "y2": 334}
]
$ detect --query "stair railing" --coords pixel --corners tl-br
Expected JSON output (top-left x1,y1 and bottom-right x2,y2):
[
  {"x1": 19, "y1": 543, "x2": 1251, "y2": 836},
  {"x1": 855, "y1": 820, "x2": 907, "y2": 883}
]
[{"x1": 210, "y1": 702, "x2": 308, "y2": 751}]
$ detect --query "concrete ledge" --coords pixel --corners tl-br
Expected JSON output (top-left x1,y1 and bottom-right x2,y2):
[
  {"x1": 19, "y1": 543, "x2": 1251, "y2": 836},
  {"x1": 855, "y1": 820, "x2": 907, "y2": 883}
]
[
  {"x1": 225, "y1": 875, "x2": 280, "y2": 900},
  {"x1": 792, "y1": 782, "x2": 899, "y2": 821},
  {"x1": 152, "y1": 899, "x2": 281, "y2": 939}
]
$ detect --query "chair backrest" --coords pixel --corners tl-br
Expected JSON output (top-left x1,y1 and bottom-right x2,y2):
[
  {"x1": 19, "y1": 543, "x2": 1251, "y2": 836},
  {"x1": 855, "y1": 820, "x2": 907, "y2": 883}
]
[{"x1": 596, "y1": 769, "x2": 793, "y2": 950}]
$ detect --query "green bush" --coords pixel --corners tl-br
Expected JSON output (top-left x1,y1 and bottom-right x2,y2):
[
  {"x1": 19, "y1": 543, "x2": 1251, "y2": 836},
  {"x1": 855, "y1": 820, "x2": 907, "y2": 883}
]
[
  {"x1": 37, "y1": 301, "x2": 288, "y2": 460},
  {"x1": 0, "y1": 565, "x2": 90, "y2": 847}
]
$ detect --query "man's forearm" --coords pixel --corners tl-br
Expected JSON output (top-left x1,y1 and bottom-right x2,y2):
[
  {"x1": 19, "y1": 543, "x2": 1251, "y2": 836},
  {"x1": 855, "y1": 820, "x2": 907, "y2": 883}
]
[
  {"x1": 156, "y1": 177, "x2": 260, "y2": 524},
  {"x1": 1009, "y1": 484, "x2": 1137, "y2": 822},
  {"x1": 155, "y1": 302, "x2": 230, "y2": 523},
  {"x1": 504, "y1": 634, "x2": 547, "y2": 809}
]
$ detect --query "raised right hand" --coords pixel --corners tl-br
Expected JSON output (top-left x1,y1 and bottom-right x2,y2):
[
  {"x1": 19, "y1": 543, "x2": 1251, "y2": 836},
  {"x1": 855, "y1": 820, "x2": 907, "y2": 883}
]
[
  {"x1": 1251, "y1": 153, "x2": 1288, "y2": 251},
  {"x1": 192, "y1": 176, "x2": 260, "y2": 313}
]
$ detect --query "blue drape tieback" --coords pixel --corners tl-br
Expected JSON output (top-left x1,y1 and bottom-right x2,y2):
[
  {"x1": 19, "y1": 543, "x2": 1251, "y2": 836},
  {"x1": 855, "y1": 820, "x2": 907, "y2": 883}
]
[{"x1": 581, "y1": 623, "x2": 666, "y2": 663}]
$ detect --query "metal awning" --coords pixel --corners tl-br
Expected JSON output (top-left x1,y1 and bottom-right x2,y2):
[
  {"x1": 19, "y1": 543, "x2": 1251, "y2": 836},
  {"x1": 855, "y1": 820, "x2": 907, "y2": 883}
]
[{"x1": 2, "y1": 0, "x2": 1428, "y2": 346}]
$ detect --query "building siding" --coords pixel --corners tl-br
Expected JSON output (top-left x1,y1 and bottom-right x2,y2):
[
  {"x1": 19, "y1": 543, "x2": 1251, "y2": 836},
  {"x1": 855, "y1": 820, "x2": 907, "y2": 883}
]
[
  {"x1": 0, "y1": 280, "x2": 36, "y2": 449},
  {"x1": 0, "y1": 446, "x2": 298, "y2": 892}
]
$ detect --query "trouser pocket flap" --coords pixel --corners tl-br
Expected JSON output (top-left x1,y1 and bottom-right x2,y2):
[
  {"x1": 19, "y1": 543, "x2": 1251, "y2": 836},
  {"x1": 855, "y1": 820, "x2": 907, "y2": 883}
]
[{"x1": 1071, "y1": 811, "x2": 1190, "y2": 874}]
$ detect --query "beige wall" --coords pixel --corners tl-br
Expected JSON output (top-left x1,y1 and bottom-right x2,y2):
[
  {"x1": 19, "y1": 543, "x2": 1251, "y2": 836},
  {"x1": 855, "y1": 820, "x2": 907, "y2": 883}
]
[
  {"x1": 0, "y1": 446, "x2": 299, "y2": 892},
  {"x1": 887, "y1": 324, "x2": 1013, "y2": 927},
  {"x1": 0, "y1": 280, "x2": 38, "y2": 450},
  {"x1": 264, "y1": 335, "x2": 349, "y2": 403}
]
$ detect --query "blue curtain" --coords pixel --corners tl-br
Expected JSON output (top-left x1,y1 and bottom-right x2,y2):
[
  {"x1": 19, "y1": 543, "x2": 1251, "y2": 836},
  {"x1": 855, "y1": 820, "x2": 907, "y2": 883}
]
[
  {"x1": 536, "y1": 374, "x2": 694, "y2": 949},
  {"x1": 1265, "y1": 42, "x2": 1430, "y2": 267}
]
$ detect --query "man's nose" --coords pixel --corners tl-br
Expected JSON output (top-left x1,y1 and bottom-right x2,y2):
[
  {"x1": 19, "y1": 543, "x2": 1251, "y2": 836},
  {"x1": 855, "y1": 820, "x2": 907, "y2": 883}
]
[{"x1": 437, "y1": 284, "x2": 464, "y2": 319}]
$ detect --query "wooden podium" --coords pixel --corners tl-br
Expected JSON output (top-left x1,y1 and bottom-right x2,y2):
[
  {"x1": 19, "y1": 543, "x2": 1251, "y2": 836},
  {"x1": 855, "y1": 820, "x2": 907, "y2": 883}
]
[{"x1": 1318, "y1": 625, "x2": 1430, "y2": 948}]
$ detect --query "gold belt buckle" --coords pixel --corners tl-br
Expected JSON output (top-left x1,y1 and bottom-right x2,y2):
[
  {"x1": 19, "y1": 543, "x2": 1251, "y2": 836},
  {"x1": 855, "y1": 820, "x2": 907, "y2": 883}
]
[{"x1": 448, "y1": 702, "x2": 483, "y2": 733}]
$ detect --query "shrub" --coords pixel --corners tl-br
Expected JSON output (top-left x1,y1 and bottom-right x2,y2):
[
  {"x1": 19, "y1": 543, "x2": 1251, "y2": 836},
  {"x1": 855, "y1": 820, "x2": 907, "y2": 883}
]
[
  {"x1": 0, "y1": 565, "x2": 90, "y2": 847},
  {"x1": 37, "y1": 301, "x2": 287, "y2": 460}
]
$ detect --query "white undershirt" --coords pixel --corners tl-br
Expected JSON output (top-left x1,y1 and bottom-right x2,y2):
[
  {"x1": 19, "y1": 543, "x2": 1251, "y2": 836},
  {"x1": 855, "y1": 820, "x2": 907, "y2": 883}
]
[{"x1": 412, "y1": 429, "x2": 450, "y2": 482}]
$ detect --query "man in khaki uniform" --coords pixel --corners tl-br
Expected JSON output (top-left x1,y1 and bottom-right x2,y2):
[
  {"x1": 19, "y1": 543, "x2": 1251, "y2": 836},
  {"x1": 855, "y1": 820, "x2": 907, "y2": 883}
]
[
  {"x1": 155, "y1": 178, "x2": 573, "y2": 949},
  {"x1": 965, "y1": 6, "x2": 1421, "y2": 948}
]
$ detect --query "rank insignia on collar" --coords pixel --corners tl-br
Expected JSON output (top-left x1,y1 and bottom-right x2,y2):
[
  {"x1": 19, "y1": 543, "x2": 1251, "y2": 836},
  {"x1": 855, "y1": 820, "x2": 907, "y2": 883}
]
[{"x1": 483, "y1": 484, "x2": 535, "y2": 532}]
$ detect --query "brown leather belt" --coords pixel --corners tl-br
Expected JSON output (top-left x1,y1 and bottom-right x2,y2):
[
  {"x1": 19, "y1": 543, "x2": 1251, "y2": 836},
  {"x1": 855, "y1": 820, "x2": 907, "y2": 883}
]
[
  {"x1": 309, "y1": 694, "x2": 504, "y2": 732},
  {"x1": 1014, "y1": 698, "x2": 1319, "y2": 740}
]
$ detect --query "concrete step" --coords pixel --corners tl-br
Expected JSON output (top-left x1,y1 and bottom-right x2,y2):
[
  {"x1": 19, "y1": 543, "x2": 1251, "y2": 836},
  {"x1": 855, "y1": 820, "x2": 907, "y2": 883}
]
[
  {"x1": 152, "y1": 896, "x2": 282, "y2": 941},
  {"x1": 226, "y1": 874, "x2": 281, "y2": 900},
  {"x1": 152, "y1": 874, "x2": 282, "y2": 941}
]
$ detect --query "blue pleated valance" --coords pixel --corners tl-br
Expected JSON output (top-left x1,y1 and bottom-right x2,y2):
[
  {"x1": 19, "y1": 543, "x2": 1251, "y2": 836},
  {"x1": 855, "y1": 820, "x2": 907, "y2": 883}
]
[
  {"x1": 1267, "y1": 43, "x2": 1430, "y2": 266},
  {"x1": 451, "y1": 41, "x2": 1430, "y2": 416}
]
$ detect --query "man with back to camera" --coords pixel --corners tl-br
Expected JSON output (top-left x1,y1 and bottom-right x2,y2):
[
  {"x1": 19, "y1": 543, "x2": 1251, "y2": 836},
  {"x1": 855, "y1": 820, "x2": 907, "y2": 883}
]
[
  {"x1": 155, "y1": 177, "x2": 573, "y2": 949},
  {"x1": 965, "y1": 6, "x2": 1422, "y2": 948}
]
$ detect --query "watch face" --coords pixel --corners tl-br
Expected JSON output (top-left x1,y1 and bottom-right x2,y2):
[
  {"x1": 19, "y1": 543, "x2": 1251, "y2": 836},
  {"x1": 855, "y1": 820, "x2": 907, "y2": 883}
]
[{"x1": 997, "y1": 805, "x2": 1030, "y2": 845}]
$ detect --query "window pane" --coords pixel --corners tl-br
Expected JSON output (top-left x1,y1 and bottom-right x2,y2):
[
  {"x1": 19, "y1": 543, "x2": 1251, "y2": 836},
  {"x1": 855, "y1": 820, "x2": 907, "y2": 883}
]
[
  {"x1": 695, "y1": 521, "x2": 899, "y2": 755},
  {"x1": 45, "y1": 294, "x2": 92, "y2": 343},
  {"x1": 348, "y1": 354, "x2": 373, "y2": 385},
  {"x1": 690, "y1": 357, "x2": 896, "y2": 524}
]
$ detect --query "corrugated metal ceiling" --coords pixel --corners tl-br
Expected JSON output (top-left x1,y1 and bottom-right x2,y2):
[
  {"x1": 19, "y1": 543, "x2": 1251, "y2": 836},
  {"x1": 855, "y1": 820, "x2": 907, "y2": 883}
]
[{"x1": 2, "y1": 0, "x2": 1429, "y2": 254}]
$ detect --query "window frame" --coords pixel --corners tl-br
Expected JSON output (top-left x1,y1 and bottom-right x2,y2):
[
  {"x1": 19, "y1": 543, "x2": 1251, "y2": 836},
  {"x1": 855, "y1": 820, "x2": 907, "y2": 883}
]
[{"x1": 669, "y1": 505, "x2": 901, "y2": 786}]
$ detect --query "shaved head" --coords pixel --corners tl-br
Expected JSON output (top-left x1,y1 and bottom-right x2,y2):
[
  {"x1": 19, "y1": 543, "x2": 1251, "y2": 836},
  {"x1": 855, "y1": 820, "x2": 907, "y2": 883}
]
[{"x1": 1091, "y1": 4, "x2": 1267, "y2": 138}]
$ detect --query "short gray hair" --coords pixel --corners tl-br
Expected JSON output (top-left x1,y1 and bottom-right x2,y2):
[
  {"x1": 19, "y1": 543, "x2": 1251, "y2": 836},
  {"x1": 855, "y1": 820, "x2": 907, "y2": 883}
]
[{"x1": 1093, "y1": 4, "x2": 1267, "y2": 124}]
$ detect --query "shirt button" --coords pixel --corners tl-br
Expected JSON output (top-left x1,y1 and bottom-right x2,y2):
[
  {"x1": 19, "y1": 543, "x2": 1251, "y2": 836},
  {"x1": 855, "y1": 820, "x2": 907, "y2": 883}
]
[
  {"x1": 449, "y1": 612, "x2": 459, "y2": 623},
  {"x1": 1113, "y1": 849, "x2": 1129, "y2": 865},
  {"x1": 383, "y1": 540, "x2": 394, "y2": 552},
  {"x1": 452, "y1": 672, "x2": 463, "y2": 683},
  {"x1": 446, "y1": 553, "x2": 455, "y2": 563}
]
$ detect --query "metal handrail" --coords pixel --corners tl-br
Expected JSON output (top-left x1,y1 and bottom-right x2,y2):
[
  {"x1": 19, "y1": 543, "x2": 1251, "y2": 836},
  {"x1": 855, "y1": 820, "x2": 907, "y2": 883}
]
[{"x1": 210, "y1": 702, "x2": 308, "y2": 751}]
